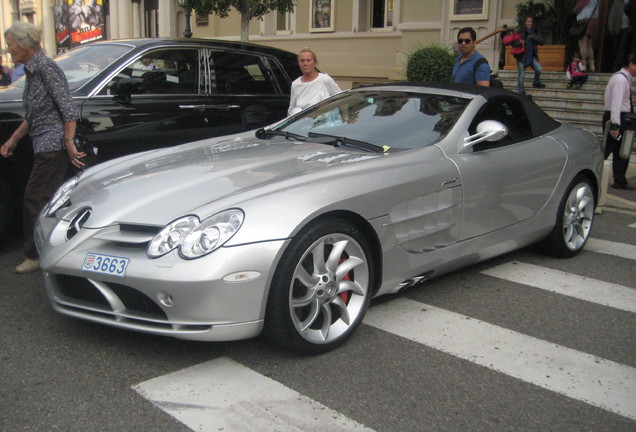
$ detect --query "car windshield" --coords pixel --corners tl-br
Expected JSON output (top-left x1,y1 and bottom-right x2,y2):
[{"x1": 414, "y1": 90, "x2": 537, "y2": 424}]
[
  {"x1": 276, "y1": 90, "x2": 470, "y2": 150},
  {"x1": 10, "y1": 44, "x2": 133, "y2": 92}
]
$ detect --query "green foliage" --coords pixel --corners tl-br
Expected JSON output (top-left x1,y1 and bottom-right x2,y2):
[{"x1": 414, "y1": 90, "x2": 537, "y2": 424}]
[
  {"x1": 546, "y1": 0, "x2": 576, "y2": 45},
  {"x1": 189, "y1": 0, "x2": 296, "y2": 40},
  {"x1": 516, "y1": 0, "x2": 576, "y2": 45},
  {"x1": 190, "y1": 0, "x2": 295, "y2": 18},
  {"x1": 405, "y1": 45, "x2": 455, "y2": 82},
  {"x1": 515, "y1": 0, "x2": 548, "y2": 26}
]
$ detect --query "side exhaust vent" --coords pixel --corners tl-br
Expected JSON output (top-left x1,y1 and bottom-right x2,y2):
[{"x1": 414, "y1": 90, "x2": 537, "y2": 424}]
[{"x1": 395, "y1": 270, "x2": 435, "y2": 292}]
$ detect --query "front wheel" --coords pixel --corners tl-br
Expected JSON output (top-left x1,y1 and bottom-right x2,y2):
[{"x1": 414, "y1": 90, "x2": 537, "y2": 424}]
[
  {"x1": 540, "y1": 175, "x2": 595, "y2": 257},
  {"x1": 263, "y1": 217, "x2": 374, "y2": 355}
]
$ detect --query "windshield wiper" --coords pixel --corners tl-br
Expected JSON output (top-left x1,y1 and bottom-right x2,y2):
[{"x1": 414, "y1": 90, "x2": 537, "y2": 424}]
[
  {"x1": 307, "y1": 132, "x2": 384, "y2": 153},
  {"x1": 255, "y1": 128, "x2": 308, "y2": 141}
]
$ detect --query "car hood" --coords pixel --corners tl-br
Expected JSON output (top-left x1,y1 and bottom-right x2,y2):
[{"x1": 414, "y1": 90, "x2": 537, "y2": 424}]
[
  {"x1": 69, "y1": 136, "x2": 384, "y2": 228},
  {"x1": 0, "y1": 83, "x2": 25, "y2": 101}
]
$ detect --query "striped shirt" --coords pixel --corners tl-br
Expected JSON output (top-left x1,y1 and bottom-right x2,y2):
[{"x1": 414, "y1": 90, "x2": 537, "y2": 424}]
[{"x1": 24, "y1": 50, "x2": 78, "y2": 154}]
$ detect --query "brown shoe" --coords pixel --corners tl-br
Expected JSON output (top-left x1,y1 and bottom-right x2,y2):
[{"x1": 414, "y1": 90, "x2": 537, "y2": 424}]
[{"x1": 15, "y1": 258, "x2": 40, "y2": 274}]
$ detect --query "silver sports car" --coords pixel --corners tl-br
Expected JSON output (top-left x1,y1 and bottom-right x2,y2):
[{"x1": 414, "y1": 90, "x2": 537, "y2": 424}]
[{"x1": 35, "y1": 83, "x2": 603, "y2": 354}]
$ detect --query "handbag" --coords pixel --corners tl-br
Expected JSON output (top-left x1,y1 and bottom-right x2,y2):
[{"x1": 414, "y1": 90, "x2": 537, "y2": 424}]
[
  {"x1": 510, "y1": 45, "x2": 525, "y2": 56},
  {"x1": 503, "y1": 32, "x2": 525, "y2": 56},
  {"x1": 569, "y1": 20, "x2": 588, "y2": 38}
]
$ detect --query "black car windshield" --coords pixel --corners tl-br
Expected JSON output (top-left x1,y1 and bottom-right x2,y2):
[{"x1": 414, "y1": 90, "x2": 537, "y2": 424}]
[
  {"x1": 277, "y1": 90, "x2": 470, "y2": 150},
  {"x1": 10, "y1": 44, "x2": 133, "y2": 92}
]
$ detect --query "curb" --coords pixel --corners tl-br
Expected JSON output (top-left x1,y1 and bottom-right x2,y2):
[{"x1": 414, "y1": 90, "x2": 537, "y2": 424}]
[{"x1": 600, "y1": 193, "x2": 636, "y2": 213}]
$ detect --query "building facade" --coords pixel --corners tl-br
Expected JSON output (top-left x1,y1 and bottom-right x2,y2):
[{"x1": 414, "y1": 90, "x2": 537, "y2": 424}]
[{"x1": 0, "y1": 1, "x2": 538, "y2": 89}]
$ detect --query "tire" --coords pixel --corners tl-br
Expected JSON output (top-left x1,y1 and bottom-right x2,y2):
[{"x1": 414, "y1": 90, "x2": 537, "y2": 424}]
[
  {"x1": 263, "y1": 217, "x2": 374, "y2": 355},
  {"x1": 0, "y1": 177, "x2": 15, "y2": 244},
  {"x1": 540, "y1": 175, "x2": 595, "y2": 258}
]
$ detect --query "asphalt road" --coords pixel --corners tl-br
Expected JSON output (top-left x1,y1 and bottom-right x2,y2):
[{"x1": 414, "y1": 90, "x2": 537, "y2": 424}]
[{"x1": 1, "y1": 208, "x2": 635, "y2": 432}]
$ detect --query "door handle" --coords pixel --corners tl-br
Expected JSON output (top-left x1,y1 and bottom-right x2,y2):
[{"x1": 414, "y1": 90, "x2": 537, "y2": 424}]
[
  {"x1": 179, "y1": 104, "x2": 240, "y2": 111},
  {"x1": 179, "y1": 105, "x2": 208, "y2": 111},
  {"x1": 210, "y1": 104, "x2": 240, "y2": 110}
]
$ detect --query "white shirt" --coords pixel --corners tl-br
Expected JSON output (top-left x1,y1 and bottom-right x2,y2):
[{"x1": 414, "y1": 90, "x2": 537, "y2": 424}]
[
  {"x1": 288, "y1": 73, "x2": 342, "y2": 116},
  {"x1": 604, "y1": 68, "x2": 632, "y2": 125}
]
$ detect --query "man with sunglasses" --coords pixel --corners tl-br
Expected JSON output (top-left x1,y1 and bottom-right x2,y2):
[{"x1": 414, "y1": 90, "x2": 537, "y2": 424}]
[{"x1": 451, "y1": 27, "x2": 490, "y2": 87}]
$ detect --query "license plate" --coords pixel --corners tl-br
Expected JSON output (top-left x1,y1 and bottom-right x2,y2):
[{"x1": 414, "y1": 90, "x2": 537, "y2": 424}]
[{"x1": 82, "y1": 253, "x2": 130, "y2": 277}]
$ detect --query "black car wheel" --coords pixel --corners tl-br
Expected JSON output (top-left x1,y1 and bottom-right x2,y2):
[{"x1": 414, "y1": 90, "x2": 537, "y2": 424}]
[
  {"x1": 540, "y1": 174, "x2": 595, "y2": 257},
  {"x1": 264, "y1": 217, "x2": 374, "y2": 355}
]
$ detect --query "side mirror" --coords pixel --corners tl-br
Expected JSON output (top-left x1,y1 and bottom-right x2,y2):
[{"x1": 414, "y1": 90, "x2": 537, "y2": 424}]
[
  {"x1": 463, "y1": 120, "x2": 508, "y2": 149},
  {"x1": 113, "y1": 78, "x2": 145, "y2": 104}
]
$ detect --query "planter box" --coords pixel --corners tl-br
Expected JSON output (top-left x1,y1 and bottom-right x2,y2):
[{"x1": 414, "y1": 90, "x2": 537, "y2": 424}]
[{"x1": 504, "y1": 45, "x2": 566, "y2": 72}]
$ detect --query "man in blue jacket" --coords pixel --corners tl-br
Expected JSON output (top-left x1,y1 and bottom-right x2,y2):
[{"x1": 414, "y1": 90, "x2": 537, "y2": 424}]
[{"x1": 451, "y1": 27, "x2": 490, "y2": 87}]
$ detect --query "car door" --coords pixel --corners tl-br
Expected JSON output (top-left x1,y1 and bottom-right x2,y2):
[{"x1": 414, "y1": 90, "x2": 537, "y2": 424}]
[
  {"x1": 449, "y1": 96, "x2": 567, "y2": 240},
  {"x1": 79, "y1": 47, "x2": 213, "y2": 161},
  {"x1": 207, "y1": 49, "x2": 291, "y2": 134}
]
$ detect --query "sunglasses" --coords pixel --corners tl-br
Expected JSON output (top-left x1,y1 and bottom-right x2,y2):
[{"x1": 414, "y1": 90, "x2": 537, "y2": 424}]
[{"x1": 457, "y1": 38, "x2": 473, "y2": 44}]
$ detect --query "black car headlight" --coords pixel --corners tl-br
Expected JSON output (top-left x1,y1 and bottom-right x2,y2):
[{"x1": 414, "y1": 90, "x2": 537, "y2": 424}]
[{"x1": 147, "y1": 209, "x2": 244, "y2": 259}]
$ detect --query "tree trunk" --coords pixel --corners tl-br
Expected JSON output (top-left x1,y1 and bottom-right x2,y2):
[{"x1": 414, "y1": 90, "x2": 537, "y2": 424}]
[{"x1": 240, "y1": 8, "x2": 250, "y2": 41}]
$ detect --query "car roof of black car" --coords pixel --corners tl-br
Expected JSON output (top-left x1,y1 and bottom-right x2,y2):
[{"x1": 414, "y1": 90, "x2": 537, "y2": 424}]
[{"x1": 88, "y1": 37, "x2": 299, "y2": 58}]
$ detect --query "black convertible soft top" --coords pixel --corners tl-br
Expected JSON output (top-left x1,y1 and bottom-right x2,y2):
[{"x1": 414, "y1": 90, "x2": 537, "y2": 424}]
[{"x1": 366, "y1": 81, "x2": 562, "y2": 137}]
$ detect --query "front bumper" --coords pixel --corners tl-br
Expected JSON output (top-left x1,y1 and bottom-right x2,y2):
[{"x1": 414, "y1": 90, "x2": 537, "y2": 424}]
[{"x1": 37, "y1": 218, "x2": 289, "y2": 341}]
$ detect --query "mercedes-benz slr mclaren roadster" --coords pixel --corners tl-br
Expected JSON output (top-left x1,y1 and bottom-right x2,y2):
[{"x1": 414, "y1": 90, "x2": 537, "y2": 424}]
[{"x1": 35, "y1": 83, "x2": 603, "y2": 354}]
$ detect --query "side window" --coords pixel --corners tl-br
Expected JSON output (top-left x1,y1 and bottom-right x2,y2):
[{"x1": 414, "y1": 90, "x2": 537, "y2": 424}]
[
  {"x1": 470, "y1": 97, "x2": 534, "y2": 150},
  {"x1": 99, "y1": 49, "x2": 200, "y2": 95},
  {"x1": 210, "y1": 51, "x2": 278, "y2": 95}
]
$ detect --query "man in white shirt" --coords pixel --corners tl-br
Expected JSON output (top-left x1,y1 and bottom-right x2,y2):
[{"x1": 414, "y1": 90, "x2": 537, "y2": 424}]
[{"x1": 603, "y1": 53, "x2": 636, "y2": 190}]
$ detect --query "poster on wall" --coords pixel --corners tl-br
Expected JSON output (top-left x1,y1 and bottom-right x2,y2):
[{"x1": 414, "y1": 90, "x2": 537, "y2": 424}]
[
  {"x1": 54, "y1": 0, "x2": 104, "y2": 54},
  {"x1": 310, "y1": 0, "x2": 334, "y2": 32}
]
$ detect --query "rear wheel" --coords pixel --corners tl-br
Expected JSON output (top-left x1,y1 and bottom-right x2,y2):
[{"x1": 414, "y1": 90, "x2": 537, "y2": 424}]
[
  {"x1": 263, "y1": 217, "x2": 373, "y2": 355},
  {"x1": 540, "y1": 175, "x2": 594, "y2": 257}
]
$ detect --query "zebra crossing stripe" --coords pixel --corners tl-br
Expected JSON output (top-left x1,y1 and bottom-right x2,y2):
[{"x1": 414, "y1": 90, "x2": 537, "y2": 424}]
[
  {"x1": 363, "y1": 297, "x2": 636, "y2": 421},
  {"x1": 133, "y1": 357, "x2": 375, "y2": 432},
  {"x1": 586, "y1": 238, "x2": 636, "y2": 260},
  {"x1": 480, "y1": 261, "x2": 636, "y2": 313}
]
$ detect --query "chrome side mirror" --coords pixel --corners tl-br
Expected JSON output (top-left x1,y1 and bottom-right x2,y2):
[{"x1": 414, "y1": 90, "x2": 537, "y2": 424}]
[{"x1": 463, "y1": 120, "x2": 508, "y2": 149}]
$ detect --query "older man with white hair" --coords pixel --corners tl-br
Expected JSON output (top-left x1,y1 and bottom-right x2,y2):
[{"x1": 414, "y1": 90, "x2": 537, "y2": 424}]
[{"x1": 0, "y1": 22, "x2": 85, "y2": 273}]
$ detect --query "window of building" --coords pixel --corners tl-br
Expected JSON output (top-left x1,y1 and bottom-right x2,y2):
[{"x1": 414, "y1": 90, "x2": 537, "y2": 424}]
[
  {"x1": 276, "y1": 10, "x2": 291, "y2": 33},
  {"x1": 371, "y1": 0, "x2": 394, "y2": 28}
]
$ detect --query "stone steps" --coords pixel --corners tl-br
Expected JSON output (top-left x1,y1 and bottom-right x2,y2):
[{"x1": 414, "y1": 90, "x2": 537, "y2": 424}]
[{"x1": 494, "y1": 70, "x2": 625, "y2": 138}]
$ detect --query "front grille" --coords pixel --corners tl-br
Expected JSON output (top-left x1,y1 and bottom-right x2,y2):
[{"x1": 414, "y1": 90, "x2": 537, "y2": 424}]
[
  {"x1": 55, "y1": 274, "x2": 167, "y2": 320},
  {"x1": 57, "y1": 274, "x2": 110, "y2": 307},
  {"x1": 109, "y1": 282, "x2": 166, "y2": 316}
]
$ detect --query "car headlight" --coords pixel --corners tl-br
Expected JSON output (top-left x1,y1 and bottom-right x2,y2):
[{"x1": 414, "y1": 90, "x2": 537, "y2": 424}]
[
  {"x1": 147, "y1": 209, "x2": 244, "y2": 259},
  {"x1": 147, "y1": 215, "x2": 199, "y2": 258},
  {"x1": 43, "y1": 174, "x2": 82, "y2": 217}
]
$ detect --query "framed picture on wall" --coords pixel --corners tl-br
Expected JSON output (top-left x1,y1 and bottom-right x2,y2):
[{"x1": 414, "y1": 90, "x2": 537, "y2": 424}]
[
  {"x1": 310, "y1": 0, "x2": 334, "y2": 32},
  {"x1": 450, "y1": 0, "x2": 488, "y2": 20}
]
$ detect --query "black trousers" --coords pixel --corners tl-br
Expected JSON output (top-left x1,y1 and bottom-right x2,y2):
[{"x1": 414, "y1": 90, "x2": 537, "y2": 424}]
[
  {"x1": 23, "y1": 150, "x2": 69, "y2": 259},
  {"x1": 602, "y1": 111, "x2": 631, "y2": 185}
]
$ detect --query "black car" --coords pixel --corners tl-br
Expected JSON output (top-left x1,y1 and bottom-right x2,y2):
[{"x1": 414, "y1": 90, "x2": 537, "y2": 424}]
[{"x1": 0, "y1": 38, "x2": 301, "y2": 241}]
